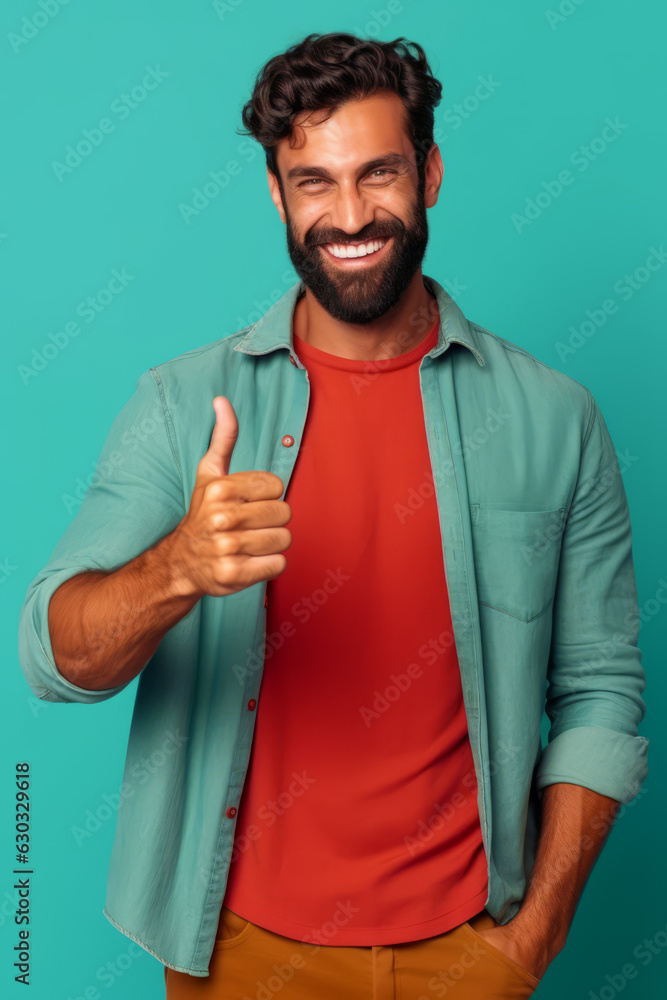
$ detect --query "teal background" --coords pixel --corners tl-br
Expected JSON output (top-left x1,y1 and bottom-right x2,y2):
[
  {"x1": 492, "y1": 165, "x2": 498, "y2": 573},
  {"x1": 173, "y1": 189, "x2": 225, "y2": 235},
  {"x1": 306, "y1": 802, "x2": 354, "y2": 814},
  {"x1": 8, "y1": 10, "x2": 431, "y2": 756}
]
[{"x1": 1, "y1": 0, "x2": 665, "y2": 997}]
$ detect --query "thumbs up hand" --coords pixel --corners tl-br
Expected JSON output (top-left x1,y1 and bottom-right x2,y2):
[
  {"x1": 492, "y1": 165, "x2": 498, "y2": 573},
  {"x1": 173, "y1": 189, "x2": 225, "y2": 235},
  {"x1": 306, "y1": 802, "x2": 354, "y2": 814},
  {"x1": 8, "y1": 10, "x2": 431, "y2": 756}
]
[
  {"x1": 170, "y1": 397, "x2": 292, "y2": 599},
  {"x1": 194, "y1": 394, "x2": 239, "y2": 488}
]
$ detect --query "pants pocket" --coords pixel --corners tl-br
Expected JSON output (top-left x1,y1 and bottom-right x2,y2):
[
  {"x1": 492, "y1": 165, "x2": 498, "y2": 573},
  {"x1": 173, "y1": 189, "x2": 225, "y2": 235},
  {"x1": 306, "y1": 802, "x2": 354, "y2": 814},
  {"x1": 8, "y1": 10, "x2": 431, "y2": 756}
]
[
  {"x1": 461, "y1": 917, "x2": 541, "y2": 992},
  {"x1": 214, "y1": 906, "x2": 255, "y2": 949}
]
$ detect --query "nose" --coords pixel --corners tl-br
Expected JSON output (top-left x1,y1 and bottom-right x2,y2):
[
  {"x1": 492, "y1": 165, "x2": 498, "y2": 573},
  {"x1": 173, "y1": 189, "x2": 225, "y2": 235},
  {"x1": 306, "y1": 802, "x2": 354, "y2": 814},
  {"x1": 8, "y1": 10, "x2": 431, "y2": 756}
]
[{"x1": 328, "y1": 182, "x2": 378, "y2": 241}]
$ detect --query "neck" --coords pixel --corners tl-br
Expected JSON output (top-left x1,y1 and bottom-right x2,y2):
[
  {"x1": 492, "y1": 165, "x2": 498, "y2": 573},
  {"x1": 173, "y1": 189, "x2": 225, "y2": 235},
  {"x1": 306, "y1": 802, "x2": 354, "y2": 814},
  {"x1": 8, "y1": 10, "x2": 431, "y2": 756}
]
[{"x1": 293, "y1": 269, "x2": 439, "y2": 361}]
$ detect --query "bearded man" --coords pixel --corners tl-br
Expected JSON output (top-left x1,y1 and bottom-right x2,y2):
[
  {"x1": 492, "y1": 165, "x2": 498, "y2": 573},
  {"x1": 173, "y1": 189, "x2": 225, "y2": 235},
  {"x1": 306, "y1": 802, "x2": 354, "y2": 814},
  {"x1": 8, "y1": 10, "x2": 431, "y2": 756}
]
[{"x1": 19, "y1": 31, "x2": 648, "y2": 1000}]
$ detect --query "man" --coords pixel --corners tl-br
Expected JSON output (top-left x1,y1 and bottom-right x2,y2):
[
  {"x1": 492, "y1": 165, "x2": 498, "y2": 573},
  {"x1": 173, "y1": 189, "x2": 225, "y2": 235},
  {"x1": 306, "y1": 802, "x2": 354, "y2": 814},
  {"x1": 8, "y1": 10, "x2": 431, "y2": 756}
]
[{"x1": 19, "y1": 31, "x2": 648, "y2": 998}]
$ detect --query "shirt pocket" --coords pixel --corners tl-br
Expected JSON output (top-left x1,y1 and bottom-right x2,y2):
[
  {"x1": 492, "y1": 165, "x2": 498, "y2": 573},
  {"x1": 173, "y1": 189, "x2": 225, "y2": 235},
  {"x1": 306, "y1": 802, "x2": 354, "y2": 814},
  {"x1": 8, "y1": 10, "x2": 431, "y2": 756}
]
[{"x1": 469, "y1": 504, "x2": 567, "y2": 622}]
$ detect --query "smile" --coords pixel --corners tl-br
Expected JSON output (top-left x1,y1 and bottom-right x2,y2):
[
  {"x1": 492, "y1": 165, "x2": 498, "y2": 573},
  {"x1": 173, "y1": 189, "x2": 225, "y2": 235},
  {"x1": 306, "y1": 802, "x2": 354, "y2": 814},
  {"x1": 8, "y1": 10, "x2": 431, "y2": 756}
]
[{"x1": 321, "y1": 237, "x2": 392, "y2": 263}]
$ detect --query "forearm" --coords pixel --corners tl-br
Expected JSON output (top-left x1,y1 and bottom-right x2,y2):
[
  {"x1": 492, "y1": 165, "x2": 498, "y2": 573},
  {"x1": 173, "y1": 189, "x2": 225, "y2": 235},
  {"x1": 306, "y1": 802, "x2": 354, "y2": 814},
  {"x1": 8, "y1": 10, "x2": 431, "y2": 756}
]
[
  {"x1": 508, "y1": 781, "x2": 621, "y2": 953},
  {"x1": 48, "y1": 528, "x2": 202, "y2": 691}
]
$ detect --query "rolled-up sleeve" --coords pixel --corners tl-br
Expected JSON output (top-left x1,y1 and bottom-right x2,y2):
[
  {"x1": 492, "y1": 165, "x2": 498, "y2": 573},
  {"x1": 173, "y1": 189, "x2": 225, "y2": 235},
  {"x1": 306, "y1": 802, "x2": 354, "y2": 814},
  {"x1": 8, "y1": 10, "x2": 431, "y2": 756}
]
[
  {"x1": 17, "y1": 369, "x2": 186, "y2": 704},
  {"x1": 535, "y1": 390, "x2": 649, "y2": 805}
]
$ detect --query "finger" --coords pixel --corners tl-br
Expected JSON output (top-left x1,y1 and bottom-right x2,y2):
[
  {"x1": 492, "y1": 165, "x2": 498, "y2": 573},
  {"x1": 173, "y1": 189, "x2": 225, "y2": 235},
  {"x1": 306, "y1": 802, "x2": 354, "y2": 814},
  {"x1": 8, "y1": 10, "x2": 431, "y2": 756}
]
[
  {"x1": 197, "y1": 396, "x2": 239, "y2": 483},
  {"x1": 211, "y1": 552, "x2": 288, "y2": 592},
  {"x1": 214, "y1": 527, "x2": 292, "y2": 557},
  {"x1": 203, "y1": 470, "x2": 287, "y2": 505},
  {"x1": 205, "y1": 498, "x2": 292, "y2": 532}
]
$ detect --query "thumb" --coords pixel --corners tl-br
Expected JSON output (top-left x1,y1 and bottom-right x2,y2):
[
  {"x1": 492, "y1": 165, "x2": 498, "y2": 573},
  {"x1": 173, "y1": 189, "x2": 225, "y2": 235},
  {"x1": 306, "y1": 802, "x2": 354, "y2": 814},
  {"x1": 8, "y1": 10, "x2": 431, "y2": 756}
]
[{"x1": 197, "y1": 396, "x2": 239, "y2": 483}]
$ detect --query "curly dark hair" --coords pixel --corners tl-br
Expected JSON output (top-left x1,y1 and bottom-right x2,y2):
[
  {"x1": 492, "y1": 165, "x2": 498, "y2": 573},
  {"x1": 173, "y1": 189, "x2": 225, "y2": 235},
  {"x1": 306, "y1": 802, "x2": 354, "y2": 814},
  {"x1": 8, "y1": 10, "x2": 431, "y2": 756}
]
[{"x1": 237, "y1": 32, "x2": 443, "y2": 191}]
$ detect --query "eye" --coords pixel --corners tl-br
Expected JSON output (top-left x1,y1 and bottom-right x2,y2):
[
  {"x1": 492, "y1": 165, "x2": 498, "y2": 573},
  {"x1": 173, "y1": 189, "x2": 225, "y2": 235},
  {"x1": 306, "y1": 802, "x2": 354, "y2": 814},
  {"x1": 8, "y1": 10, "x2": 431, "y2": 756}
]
[{"x1": 299, "y1": 169, "x2": 396, "y2": 188}]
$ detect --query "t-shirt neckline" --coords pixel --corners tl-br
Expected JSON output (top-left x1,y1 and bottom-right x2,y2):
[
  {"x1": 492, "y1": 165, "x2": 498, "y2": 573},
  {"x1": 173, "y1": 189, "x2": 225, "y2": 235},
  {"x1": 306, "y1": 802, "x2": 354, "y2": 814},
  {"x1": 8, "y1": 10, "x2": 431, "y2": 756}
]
[{"x1": 292, "y1": 312, "x2": 440, "y2": 373}]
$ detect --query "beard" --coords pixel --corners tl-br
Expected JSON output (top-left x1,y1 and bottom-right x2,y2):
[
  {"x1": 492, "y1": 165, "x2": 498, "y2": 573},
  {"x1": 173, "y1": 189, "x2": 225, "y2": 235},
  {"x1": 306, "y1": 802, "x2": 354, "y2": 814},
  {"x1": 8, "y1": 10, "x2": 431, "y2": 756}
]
[{"x1": 283, "y1": 178, "x2": 430, "y2": 325}]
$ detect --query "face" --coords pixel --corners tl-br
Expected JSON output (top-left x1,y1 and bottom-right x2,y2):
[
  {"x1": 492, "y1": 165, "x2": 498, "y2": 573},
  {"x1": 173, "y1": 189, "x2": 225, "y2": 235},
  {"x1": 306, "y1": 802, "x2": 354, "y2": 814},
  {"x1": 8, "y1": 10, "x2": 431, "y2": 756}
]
[{"x1": 267, "y1": 90, "x2": 442, "y2": 324}]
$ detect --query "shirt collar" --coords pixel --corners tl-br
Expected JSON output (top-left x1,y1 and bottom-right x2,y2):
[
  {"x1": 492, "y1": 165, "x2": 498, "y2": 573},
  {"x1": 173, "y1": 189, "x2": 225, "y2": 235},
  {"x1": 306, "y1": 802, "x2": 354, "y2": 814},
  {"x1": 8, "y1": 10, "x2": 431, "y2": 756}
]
[{"x1": 233, "y1": 273, "x2": 486, "y2": 367}]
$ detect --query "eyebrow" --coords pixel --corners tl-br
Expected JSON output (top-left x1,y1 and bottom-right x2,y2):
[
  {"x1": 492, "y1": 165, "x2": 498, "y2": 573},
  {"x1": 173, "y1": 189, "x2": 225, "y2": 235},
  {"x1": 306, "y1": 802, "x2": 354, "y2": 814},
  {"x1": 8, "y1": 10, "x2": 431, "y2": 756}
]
[{"x1": 286, "y1": 153, "x2": 411, "y2": 182}]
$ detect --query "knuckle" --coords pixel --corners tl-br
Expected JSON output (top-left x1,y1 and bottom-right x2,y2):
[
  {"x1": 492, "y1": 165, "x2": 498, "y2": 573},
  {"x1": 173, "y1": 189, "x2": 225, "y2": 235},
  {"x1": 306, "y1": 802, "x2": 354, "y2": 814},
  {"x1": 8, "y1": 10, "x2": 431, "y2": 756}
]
[
  {"x1": 214, "y1": 533, "x2": 235, "y2": 556},
  {"x1": 204, "y1": 479, "x2": 229, "y2": 502},
  {"x1": 213, "y1": 556, "x2": 233, "y2": 583},
  {"x1": 210, "y1": 510, "x2": 231, "y2": 531}
]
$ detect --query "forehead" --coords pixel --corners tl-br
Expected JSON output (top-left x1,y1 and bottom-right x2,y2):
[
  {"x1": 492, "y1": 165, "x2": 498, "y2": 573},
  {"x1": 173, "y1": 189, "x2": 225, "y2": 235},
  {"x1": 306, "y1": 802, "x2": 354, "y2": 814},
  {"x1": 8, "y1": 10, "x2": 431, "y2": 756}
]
[{"x1": 275, "y1": 90, "x2": 411, "y2": 173}]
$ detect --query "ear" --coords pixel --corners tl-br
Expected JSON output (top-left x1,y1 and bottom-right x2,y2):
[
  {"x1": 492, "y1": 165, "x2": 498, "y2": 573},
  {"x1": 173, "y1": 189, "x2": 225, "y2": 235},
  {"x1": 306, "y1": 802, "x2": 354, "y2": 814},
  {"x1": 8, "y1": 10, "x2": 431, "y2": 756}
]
[
  {"x1": 423, "y1": 143, "x2": 444, "y2": 210},
  {"x1": 267, "y1": 167, "x2": 287, "y2": 224}
]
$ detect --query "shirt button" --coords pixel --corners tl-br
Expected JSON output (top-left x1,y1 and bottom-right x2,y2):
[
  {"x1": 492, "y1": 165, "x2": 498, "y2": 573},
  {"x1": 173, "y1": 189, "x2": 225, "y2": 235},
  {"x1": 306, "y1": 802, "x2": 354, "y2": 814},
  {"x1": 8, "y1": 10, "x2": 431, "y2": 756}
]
[
  {"x1": 226, "y1": 806, "x2": 237, "y2": 819},
  {"x1": 247, "y1": 699, "x2": 257, "y2": 711},
  {"x1": 289, "y1": 355, "x2": 298, "y2": 366},
  {"x1": 282, "y1": 435, "x2": 294, "y2": 447}
]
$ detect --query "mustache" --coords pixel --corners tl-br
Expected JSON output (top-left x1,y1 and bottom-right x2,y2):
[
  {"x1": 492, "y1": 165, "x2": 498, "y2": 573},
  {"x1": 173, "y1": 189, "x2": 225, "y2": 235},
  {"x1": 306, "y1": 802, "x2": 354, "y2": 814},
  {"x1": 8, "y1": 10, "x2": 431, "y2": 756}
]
[{"x1": 304, "y1": 225, "x2": 403, "y2": 247}]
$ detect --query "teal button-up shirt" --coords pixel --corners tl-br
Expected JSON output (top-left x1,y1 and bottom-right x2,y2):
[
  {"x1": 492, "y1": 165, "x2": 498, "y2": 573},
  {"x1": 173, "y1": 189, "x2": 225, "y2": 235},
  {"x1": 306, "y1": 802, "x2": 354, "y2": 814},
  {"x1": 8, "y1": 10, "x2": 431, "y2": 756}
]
[{"x1": 18, "y1": 274, "x2": 648, "y2": 977}]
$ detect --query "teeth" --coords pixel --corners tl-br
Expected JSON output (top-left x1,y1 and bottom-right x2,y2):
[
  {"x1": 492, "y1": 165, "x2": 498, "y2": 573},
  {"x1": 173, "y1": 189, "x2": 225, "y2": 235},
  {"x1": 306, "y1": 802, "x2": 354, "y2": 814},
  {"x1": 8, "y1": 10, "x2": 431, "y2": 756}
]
[{"x1": 325, "y1": 238, "x2": 388, "y2": 259}]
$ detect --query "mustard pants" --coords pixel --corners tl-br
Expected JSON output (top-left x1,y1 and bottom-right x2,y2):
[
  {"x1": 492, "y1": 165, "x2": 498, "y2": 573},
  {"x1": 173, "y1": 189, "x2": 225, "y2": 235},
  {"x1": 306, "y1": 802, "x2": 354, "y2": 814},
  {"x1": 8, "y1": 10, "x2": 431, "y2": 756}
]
[{"x1": 164, "y1": 906, "x2": 541, "y2": 998}]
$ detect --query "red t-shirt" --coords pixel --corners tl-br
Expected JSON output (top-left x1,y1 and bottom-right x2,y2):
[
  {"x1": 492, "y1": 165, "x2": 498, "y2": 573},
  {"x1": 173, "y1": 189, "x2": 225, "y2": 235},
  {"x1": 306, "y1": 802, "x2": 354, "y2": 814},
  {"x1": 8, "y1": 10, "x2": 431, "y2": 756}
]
[{"x1": 223, "y1": 307, "x2": 488, "y2": 945}]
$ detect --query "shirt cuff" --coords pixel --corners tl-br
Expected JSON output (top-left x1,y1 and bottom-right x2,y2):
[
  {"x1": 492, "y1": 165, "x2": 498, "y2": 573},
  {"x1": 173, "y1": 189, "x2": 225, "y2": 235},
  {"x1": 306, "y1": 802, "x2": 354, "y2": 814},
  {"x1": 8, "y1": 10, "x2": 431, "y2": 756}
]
[
  {"x1": 535, "y1": 725, "x2": 649, "y2": 804},
  {"x1": 18, "y1": 564, "x2": 133, "y2": 704}
]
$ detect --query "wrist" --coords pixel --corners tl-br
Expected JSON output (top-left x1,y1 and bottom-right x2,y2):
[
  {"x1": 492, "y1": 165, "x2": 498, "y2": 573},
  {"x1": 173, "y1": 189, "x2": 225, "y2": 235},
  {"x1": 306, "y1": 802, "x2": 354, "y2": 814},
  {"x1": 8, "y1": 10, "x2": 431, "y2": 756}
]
[
  {"x1": 503, "y1": 909, "x2": 568, "y2": 957},
  {"x1": 151, "y1": 528, "x2": 204, "y2": 603}
]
